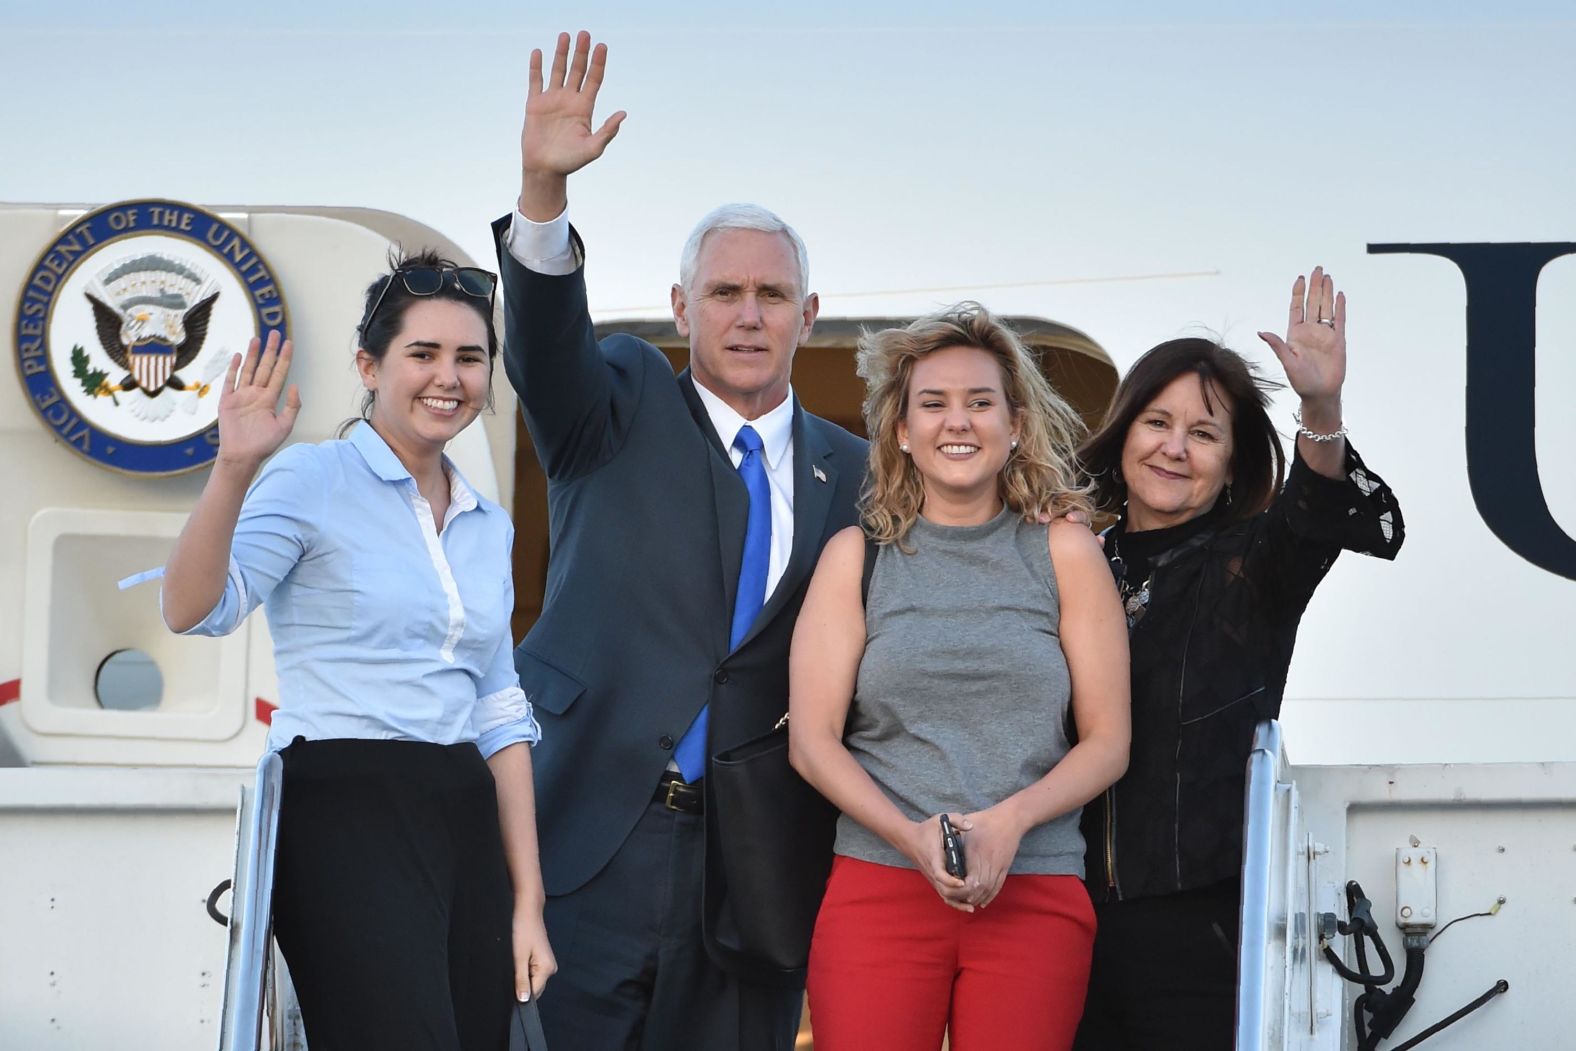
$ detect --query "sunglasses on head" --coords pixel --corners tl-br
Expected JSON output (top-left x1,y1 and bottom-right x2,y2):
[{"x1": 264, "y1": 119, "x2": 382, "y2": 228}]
[{"x1": 362, "y1": 264, "x2": 497, "y2": 332}]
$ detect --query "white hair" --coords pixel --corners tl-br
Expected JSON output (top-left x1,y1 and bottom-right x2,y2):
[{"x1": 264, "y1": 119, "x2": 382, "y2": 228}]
[{"x1": 678, "y1": 203, "x2": 810, "y2": 299}]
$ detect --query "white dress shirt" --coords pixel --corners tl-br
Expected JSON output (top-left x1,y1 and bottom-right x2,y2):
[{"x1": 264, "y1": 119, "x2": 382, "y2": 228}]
[
  {"x1": 690, "y1": 380, "x2": 796, "y2": 600},
  {"x1": 504, "y1": 206, "x2": 797, "y2": 599},
  {"x1": 505, "y1": 206, "x2": 578, "y2": 275}
]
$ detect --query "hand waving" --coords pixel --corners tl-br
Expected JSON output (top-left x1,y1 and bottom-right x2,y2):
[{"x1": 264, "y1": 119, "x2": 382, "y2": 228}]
[
  {"x1": 522, "y1": 31, "x2": 626, "y2": 183},
  {"x1": 217, "y1": 331, "x2": 300, "y2": 469},
  {"x1": 1257, "y1": 266, "x2": 1347, "y2": 405}
]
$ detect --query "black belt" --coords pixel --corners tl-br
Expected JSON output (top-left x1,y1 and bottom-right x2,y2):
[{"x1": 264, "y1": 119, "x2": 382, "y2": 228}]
[{"x1": 655, "y1": 772, "x2": 703, "y2": 814}]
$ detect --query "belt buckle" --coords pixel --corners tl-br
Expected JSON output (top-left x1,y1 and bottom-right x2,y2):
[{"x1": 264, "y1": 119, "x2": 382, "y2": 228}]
[{"x1": 664, "y1": 777, "x2": 689, "y2": 812}]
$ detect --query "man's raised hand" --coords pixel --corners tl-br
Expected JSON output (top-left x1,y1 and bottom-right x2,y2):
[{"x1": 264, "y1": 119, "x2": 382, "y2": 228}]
[{"x1": 519, "y1": 31, "x2": 627, "y2": 220}]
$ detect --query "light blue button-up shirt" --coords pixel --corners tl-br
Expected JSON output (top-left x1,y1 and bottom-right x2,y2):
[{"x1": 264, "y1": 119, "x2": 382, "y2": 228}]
[{"x1": 177, "y1": 422, "x2": 539, "y2": 758}]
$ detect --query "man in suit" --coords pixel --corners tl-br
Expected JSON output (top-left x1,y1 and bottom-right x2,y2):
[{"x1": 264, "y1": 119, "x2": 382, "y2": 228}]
[{"x1": 497, "y1": 31, "x2": 867, "y2": 1050}]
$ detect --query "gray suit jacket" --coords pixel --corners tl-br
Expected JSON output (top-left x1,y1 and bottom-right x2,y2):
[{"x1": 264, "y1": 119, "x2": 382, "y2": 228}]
[{"x1": 495, "y1": 221, "x2": 865, "y2": 979}]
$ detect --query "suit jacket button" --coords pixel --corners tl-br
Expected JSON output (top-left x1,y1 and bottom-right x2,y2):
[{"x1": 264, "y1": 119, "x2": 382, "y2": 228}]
[
  {"x1": 714, "y1": 669, "x2": 730, "y2": 685},
  {"x1": 658, "y1": 735, "x2": 674, "y2": 750}
]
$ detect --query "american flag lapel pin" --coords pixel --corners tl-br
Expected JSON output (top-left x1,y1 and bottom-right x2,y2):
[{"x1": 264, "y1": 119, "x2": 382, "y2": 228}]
[{"x1": 812, "y1": 464, "x2": 827, "y2": 484}]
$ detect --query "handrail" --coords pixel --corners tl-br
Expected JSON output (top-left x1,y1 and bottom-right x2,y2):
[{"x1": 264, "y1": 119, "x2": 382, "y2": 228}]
[
  {"x1": 217, "y1": 752, "x2": 284, "y2": 1051},
  {"x1": 1235, "y1": 719, "x2": 1283, "y2": 1051}
]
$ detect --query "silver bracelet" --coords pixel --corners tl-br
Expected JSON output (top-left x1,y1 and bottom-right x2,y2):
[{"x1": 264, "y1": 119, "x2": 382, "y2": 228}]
[{"x1": 1293, "y1": 407, "x2": 1348, "y2": 443}]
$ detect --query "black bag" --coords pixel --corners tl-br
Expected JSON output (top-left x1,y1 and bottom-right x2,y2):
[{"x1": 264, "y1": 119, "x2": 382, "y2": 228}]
[
  {"x1": 508, "y1": 998, "x2": 549, "y2": 1051},
  {"x1": 702, "y1": 534, "x2": 880, "y2": 973},
  {"x1": 709, "y1": 718, "x2": 839, "y2": 972}
]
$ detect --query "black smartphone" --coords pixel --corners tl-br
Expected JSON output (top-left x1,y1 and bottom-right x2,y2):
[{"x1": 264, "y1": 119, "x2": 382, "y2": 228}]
[{"x1": 939, "y1": 814, "x2": 967, "y2": 879}]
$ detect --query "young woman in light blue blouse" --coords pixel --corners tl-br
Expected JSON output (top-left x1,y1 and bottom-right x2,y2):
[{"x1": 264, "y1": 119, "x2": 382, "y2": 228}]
[{"x1": 160, "y1": 251, "x2": 552, "y2": 1050}]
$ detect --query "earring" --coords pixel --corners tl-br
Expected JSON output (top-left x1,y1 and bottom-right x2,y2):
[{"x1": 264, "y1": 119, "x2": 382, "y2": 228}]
[
  {"x1": 1223, "y1": 484, "x2": 1234, "y2": 507},
  {"x1": 899, "y1": 443, "x2": 910, "y2": 453},
  {"x1": 1010, "y1": 440, "x2": 1018, "y2": 450}
]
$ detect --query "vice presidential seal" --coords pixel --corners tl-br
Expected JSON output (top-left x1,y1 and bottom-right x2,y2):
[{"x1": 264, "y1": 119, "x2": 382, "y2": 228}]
[{"x1": 14, "y1": 199, "x2": 289, "y2": 475}]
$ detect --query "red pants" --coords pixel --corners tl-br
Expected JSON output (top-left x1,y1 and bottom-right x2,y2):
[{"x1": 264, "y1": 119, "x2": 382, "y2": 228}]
[{"x1": 807, "y1": 855, "x2": 1096, "y2": 1051}]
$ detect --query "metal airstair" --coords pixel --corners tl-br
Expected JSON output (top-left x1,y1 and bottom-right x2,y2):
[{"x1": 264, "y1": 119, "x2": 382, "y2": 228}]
[{"x1": 213, "y1": 754, "x2": 303, "y2": 1051}]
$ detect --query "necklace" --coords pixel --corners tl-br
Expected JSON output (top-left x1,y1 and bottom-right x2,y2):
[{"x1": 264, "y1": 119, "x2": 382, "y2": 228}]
[
  {"x1": 1106, "y1": 517, "x2": 1221, "y2": 633},
  {"x1": 1105, "y1": 529, "x2": 1151, "y2": 631}
]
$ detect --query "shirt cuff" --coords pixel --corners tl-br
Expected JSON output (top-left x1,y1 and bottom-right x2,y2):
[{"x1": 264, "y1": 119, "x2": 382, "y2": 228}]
[
  {"x1": 150, "y1": 557, "x2": 248, "y2": 636},
  {"x1": 505, "y1": 205, "x2": 578, "y2": 276},
  {"x1": 1282, "y1": 442, "x2": 1404, "y2": 558},
  {"x1": 474, "y1": 685, "x2": 543, "y2": 759}
]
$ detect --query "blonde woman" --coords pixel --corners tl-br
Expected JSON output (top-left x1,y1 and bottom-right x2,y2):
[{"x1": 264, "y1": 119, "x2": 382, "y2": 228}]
[{"x1": 789, "y1": 303, "x2": 1130, "y2": 1051}]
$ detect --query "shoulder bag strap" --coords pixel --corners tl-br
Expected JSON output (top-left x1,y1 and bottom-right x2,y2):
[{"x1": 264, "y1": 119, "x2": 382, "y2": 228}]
[{"x1": 861, "y1": 533, "x2": 879, "y2": 607}]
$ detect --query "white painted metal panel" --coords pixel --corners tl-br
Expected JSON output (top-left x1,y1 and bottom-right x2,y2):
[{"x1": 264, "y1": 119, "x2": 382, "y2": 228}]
[{"x1": 0, "y1": 768, "x2": 246, "y2": 1049}]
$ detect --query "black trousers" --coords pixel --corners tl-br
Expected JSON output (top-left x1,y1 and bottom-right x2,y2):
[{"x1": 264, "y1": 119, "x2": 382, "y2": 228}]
[
  {"x1": 538, "y1": 795, "x2": 802, "y2": 1051},
  {"x1": 1073, "y1": 878, "x2": 1240, "y2": 1051},
  {"x1": 272, "y1": 738, "x2": 514, "y2": 1051}
]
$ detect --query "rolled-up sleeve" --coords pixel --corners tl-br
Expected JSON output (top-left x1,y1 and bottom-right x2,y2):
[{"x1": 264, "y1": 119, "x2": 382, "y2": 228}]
[
  {"x1": 472, "y1": 530, "x2": 541, "y2": 758},
  {"x1": 174, "y1": 555, "x2": 253, "y2": 636},
  {"x1": 171, "y1": 445, "x2": 322, "y2": 637},
  {"x1": 474, "y1": 684, "x2": 542, "y2": 759},
  {"x1": 474, "y1": 639, "x2": 541, "y2": 758}
]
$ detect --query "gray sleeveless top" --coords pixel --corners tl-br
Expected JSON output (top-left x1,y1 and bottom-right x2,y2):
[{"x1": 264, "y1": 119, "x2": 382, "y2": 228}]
[{"x1": 836, "y1": 507, "x2": 1085, "y2": 876}]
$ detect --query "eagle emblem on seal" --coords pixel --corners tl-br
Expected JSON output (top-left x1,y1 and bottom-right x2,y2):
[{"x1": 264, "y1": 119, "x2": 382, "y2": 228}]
[{"x1": 79, "y1": 254, "x2": 225, "y2": 416}]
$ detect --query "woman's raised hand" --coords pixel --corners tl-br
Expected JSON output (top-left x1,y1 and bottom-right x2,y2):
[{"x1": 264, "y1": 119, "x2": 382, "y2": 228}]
[
  {"x1": 1258, "y1": 266, "x2": 1347, "y2": 406},
  {"x1": 217, "y1": 331, "x2": 300, "y2": 469}
]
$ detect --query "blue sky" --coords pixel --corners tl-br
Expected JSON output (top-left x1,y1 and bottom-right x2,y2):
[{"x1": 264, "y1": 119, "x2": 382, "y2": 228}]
[
  {"x1": 7, "y1": 2, "x2": 1569, "y2": 316},
  {"x1": 8, "y1": 0, "x2": 1570, "y2": 29},
  {"x1": 5, "y1": 2, "x2": 1575, "y2": 718}
]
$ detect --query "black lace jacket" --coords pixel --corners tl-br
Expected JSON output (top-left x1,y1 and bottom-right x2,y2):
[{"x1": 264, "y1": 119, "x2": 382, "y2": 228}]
[{"x1": 1083, "y1": 444, "x2": 1404, "y2": 903}]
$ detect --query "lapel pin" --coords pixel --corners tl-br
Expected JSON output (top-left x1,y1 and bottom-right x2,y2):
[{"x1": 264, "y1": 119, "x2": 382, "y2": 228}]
[{"x1": 812, "y1": 465, "x2": 827, "y2": 484}]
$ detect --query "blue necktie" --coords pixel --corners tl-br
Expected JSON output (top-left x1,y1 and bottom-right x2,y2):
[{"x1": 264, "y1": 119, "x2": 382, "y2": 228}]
[{"x1": 674, "y1": 425, "x2": 772, "y2": 782}]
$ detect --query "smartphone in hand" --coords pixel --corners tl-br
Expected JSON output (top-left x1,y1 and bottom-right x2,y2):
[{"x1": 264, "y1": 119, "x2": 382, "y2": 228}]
[{"x1": 939, "y1": 814, "x2": 967, "y2": 879}]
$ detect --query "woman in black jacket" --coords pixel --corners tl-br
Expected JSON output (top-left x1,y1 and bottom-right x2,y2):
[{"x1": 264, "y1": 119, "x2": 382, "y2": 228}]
[{"x1": 1072, "y1": 268, "x2": 1404, "y2": 1050}]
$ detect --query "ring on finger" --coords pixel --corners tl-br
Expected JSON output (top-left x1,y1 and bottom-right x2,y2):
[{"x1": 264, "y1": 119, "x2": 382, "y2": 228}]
[{"x1": 1316, "y1": 317, "x2": 1336, "y2": 327}]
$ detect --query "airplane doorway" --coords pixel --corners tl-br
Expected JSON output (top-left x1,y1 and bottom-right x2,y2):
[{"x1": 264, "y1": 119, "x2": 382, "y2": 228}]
[{"x1": 509, "y1": 315, "x2": 1117, "y2": 639}]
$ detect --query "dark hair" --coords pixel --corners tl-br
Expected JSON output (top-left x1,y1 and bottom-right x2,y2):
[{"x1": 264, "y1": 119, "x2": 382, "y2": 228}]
[
  {"x1": 343, "y1": 247, "x2": 499, "y2": 433},
  {"x1": 1078, "y1": 337, "x2": 1285, "y2": 521}
]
